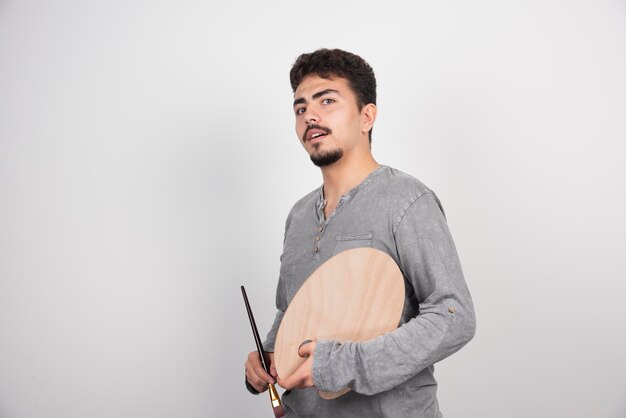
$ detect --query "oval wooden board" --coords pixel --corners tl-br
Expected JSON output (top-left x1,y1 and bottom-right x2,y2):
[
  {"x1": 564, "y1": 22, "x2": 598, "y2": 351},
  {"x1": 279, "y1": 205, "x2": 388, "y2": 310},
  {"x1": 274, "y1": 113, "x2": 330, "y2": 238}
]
[{"x1": 274, "y1": 247, "x2": 405, "y2": 399}]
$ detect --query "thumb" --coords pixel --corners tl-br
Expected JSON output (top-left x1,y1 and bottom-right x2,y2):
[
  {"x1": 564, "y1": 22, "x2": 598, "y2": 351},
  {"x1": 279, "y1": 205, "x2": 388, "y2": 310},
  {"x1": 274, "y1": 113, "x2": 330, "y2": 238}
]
[{"x1": 298, "y1": 339, "x2": 315, "y2": 357}]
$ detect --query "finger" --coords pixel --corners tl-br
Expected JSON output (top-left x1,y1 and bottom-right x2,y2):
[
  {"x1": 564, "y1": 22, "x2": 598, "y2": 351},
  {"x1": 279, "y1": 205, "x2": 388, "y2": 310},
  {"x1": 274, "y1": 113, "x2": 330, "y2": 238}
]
[
  {"x1": 277, "y1": 357, "x2": 313, "y2": 390},
  {"x1": 277, "y1": 372, "x2": 298, "y2": 390},
  {"x1": 246, "y1": 363, "x2": 274, "y2": 392},
  {"x1": 248, "y1": 352, "x2": 275, "y2": 383},
  {"x1": 245, "y1": 367, "x2": 269, "y2": 393},
  {"x1": 298, "y1": 340, "x2": 315, "y2": 358},
  {"x1": 267, "y1": 353, "x2": 278, "y2": 378},
  {"x1": 249, "y1": 363, "x2": 274, "y2": 385},
  {"x1": 246, "y1": 353, "x2": 274, "y2": 388},
  {"x1": 278, "y1": 368, "x2": 309, "y2": 390}
]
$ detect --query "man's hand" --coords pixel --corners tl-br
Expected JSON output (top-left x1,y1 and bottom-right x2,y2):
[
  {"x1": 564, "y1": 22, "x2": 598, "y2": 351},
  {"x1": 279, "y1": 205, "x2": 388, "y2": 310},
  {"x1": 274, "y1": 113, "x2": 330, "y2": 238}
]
[
  {"x1": 245, "y1": 351, "x2": 277, "y2": 393},
  {"x1": 277, "y1": 340, "x2": 316, "y2": 390}
]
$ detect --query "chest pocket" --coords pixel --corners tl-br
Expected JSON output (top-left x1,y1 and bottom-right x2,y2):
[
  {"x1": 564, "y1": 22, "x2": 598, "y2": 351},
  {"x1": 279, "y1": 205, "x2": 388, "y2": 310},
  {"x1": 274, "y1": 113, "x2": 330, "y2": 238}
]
[{"x1": 333, "y1": 232, "x2": 373, "y2": 255}]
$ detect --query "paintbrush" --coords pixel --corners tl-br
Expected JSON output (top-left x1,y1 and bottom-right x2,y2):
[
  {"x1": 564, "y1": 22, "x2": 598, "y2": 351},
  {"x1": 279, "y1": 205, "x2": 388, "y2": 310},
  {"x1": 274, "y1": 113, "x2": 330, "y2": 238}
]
[{"x1": 241, "y1": 285, "x2": 285, "y2": 418}]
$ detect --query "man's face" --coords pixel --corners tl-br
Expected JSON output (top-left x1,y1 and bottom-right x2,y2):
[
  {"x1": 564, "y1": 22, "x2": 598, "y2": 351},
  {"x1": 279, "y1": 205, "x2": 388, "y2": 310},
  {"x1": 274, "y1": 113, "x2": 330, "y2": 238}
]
[{"x1": 293, "y1": 75, "x2": 365, "y2": 167}]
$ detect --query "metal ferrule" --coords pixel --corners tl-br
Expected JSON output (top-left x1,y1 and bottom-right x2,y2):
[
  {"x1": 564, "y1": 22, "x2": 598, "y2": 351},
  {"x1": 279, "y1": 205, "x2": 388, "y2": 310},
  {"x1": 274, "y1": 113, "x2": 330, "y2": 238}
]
[{"x1": 268, "y1": 383, "x2": 282, "y2": 408}]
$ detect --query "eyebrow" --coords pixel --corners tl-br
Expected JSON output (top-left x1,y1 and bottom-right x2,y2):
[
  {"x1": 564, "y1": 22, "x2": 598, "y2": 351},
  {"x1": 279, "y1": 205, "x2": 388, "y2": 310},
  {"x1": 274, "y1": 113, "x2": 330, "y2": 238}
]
[{"x1": 293, "y1": 89, "x2": 340, "y2": 107}]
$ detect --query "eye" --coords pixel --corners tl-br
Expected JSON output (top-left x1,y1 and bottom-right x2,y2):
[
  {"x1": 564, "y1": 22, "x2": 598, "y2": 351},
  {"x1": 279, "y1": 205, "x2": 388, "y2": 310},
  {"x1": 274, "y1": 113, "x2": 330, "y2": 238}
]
[
  {"x1": 295, "y1": 107, "x2": 306, "y2": 115},
  {"x1": 322, "y1": 98, "x2": 335, "y2": 105}
]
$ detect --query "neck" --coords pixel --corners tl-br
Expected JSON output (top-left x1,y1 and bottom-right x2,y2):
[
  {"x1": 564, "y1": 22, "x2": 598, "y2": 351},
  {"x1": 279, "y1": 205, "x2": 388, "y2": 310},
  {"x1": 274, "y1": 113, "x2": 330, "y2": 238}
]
[{"x1": 320, "y1": 150, "x2": 380, "y2": 204}]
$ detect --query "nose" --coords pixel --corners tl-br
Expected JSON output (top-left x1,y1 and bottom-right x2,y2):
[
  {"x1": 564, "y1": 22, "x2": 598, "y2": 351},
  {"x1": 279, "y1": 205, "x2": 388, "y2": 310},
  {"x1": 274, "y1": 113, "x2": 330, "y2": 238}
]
[{"x1": 304, "y1": 108, "x2": 319, "y2": 125}]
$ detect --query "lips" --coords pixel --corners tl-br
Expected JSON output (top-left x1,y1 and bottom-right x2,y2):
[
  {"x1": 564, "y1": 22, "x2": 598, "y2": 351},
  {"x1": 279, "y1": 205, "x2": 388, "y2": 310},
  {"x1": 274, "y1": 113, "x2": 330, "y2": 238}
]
[{"x1": 304, "y1": 126, "x2": 330, "y2": 142}]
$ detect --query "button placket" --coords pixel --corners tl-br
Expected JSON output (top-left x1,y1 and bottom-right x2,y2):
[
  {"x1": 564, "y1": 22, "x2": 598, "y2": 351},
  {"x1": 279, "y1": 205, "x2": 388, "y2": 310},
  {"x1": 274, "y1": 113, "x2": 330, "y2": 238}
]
[{"x1": 314, "y1": 225, "x2": 324, "y2": 260}]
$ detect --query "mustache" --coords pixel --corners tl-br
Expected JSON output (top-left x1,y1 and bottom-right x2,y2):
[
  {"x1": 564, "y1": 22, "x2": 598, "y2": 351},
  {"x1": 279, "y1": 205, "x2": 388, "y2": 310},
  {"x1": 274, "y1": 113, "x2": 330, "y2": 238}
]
[{"x1": 303, "y1": 124, "x2": 332, "y2": 142}]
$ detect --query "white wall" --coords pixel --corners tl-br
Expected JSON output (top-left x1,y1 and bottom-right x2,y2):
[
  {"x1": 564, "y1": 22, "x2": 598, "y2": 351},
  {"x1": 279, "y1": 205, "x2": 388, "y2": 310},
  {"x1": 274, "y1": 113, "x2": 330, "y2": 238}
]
[{"x1": 1, "y1": 1, "x2": 625, "y2": 417}]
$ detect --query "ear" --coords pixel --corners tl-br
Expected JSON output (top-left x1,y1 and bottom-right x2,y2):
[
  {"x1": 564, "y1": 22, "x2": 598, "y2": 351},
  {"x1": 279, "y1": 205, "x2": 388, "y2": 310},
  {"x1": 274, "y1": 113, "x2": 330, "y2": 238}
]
[{"x1": 361, "y1": 103, "x2": 377, "y2": 135}]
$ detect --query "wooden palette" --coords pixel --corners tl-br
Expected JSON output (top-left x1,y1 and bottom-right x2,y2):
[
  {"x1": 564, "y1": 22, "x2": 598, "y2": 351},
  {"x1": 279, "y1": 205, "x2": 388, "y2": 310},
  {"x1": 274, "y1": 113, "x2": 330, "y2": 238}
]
[{"x1": 274, "y1": 247, "x2": 405, "y2": 399}]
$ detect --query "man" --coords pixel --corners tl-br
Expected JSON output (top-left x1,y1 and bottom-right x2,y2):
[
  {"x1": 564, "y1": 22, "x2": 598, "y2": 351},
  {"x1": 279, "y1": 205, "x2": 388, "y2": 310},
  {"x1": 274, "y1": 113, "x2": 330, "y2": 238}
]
[{"x1": 245, "y1": 48, "x2": 475, "y2": 417}]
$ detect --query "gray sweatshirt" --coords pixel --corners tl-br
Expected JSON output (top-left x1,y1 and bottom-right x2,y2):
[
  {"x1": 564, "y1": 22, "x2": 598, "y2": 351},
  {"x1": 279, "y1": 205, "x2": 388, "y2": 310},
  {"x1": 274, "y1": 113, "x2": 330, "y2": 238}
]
[{"x1": 263, "y1": 165, "x2": 476, "y2": 417}]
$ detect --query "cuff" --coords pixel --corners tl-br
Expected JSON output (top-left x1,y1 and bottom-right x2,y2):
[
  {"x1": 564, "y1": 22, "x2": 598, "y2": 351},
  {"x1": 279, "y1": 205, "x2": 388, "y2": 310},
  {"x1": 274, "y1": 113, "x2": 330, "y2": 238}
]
[{"x1": 312, "y1": 339, "x2": 343, "y2": 392}]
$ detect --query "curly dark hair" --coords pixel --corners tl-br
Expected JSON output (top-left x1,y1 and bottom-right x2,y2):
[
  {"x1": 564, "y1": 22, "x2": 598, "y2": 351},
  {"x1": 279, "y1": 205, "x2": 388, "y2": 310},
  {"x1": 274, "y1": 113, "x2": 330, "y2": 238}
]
[{"x1": 290, "y1": 49, "x2": 377, "y2": 142}]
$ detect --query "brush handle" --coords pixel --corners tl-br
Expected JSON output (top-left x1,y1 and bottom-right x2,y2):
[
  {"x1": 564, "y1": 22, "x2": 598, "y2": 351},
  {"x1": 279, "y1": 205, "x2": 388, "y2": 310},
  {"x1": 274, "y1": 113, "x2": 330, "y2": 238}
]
[{"x1": 241, "y1": 285, "x2": 270, "y2": 374}]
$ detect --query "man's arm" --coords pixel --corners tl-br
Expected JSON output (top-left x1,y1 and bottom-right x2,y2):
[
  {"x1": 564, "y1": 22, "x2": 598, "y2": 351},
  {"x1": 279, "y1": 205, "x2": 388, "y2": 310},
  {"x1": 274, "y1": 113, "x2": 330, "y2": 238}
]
[
  {"x1": 245, "y1": 210, "x2": 292, "y2": 393},
  {"x1": 284, "y1": 192, "x2": 476, "y2": 395},
  {"x1": 262, "y1": 205, "x2": 295, "y2": 352}
]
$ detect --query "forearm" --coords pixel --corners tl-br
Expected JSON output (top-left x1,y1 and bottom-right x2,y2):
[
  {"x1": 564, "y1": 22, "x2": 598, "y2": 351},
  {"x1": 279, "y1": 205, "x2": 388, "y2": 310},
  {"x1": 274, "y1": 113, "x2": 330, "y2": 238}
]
[{"x1": 312, "y1": 300, "x2": 475, "y2": 395}]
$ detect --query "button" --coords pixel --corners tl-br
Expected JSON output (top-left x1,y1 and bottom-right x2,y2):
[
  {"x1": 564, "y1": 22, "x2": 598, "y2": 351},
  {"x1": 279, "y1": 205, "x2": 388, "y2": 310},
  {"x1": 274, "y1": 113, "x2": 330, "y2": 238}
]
[
  {"x1": 314, "y1": 246, "x2": 319, "y2": 253},
  {"x1": 318, "y1": 226, "x2": 324, "y2": 233},
  {"x1": 316, "y1": 236, "x2": 320, "y2": 241},
  {"x1": 448, "y1": 307, "x2": 456, "y2": 313}
]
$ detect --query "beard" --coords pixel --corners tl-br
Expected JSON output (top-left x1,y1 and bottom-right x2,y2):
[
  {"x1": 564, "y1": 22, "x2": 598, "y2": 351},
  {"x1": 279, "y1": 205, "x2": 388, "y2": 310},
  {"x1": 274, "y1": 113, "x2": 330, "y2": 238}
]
[{"x1": 310, "y1": 148, "x2": 344, "y2": 167}]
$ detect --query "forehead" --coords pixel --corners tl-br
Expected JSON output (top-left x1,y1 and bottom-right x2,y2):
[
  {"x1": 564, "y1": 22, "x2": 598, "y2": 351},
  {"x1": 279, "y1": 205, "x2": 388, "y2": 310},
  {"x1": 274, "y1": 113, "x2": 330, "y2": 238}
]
[{"x1": 294, "y1": 75, "x2": 353, "y2": 100}]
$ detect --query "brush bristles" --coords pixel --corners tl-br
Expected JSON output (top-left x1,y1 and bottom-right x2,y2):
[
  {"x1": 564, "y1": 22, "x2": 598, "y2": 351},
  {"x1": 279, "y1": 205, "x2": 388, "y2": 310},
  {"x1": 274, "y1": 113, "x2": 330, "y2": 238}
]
[{"x1": 273, "y1": 405, "x2": 285, "y2": 418}]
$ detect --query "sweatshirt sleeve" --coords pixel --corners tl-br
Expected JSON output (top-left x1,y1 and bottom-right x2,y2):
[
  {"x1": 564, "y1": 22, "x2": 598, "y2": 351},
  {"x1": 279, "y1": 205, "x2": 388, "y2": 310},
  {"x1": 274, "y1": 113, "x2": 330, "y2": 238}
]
[
  {"x1": 312, "y1": 192, "x2": 476, "y2": 395},
  {"x1": 262, "y1": 209, "x2": 293, "y2": 352},
  {"x1": 262, "y1": 282, "x2": 286, "y2": 352}
]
